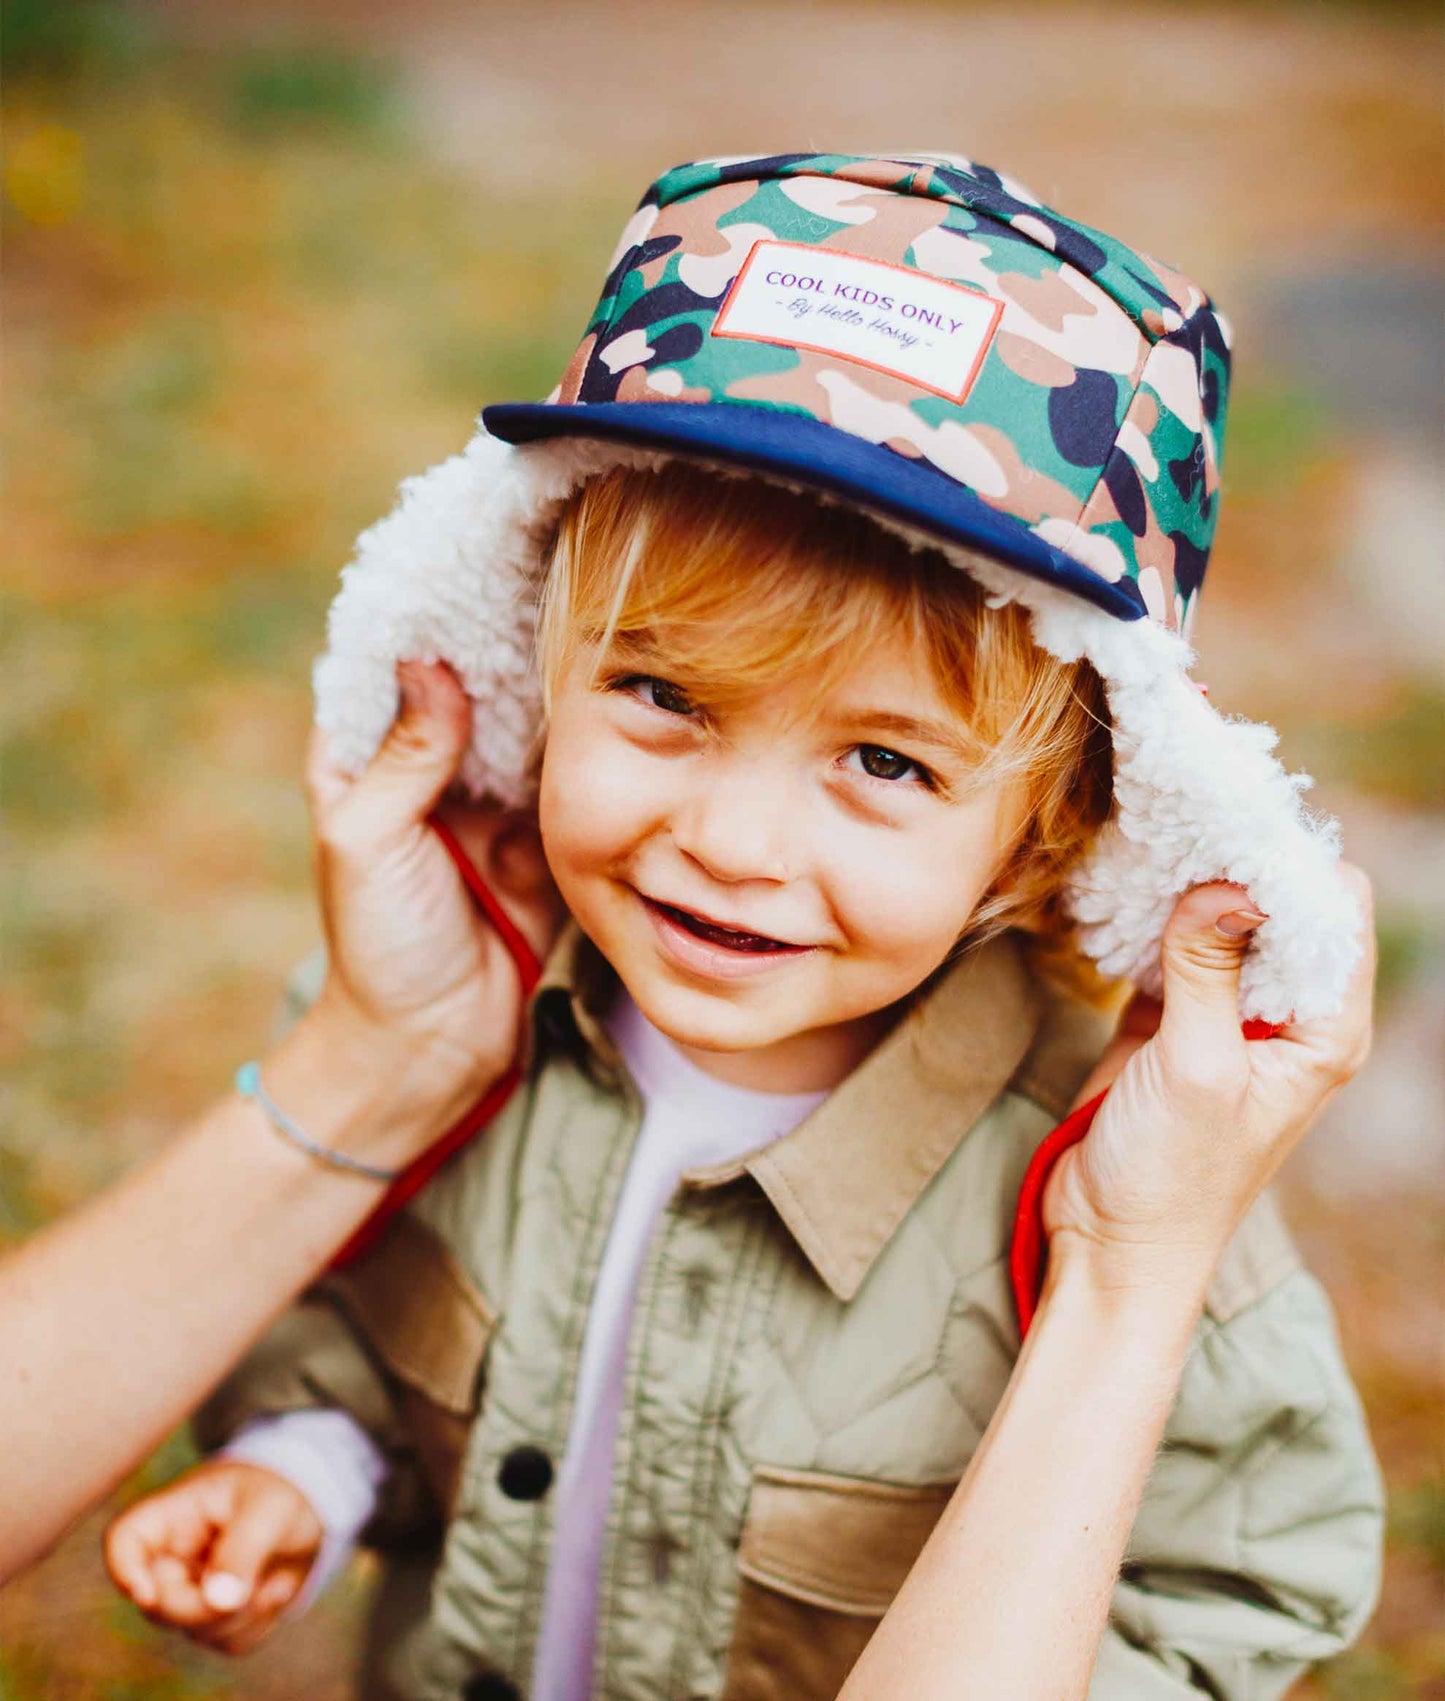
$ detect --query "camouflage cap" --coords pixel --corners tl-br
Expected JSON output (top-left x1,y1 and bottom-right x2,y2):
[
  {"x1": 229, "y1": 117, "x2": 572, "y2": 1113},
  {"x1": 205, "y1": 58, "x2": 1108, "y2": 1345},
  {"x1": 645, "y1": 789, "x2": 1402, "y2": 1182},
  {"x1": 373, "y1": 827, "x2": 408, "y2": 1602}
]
[
  {"x1": 315, "y1": 147, "x2": 1362, "y2": 1026},
  {"x1": 483, "y1": 150, "x2": 1231, "y2": 632}
]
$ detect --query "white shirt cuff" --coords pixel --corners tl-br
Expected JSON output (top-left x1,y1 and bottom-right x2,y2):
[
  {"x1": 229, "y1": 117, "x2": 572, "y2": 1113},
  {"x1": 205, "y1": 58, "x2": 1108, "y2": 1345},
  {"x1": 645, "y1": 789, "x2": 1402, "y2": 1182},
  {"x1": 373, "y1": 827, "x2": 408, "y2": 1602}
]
[{"x1": 221, "y1": 1407, "x2": 389, "y2": 1616}]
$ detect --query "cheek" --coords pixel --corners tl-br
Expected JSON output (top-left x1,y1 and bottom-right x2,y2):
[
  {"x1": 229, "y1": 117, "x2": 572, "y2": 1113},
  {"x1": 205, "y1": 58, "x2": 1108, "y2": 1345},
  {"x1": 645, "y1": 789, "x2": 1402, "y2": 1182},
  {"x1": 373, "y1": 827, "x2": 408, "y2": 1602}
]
[
  {"x1": 822, "y1": 796, "x2": 1014, "y2": 964},
  {"x1": 538, "y1": 706, "x2": 666, "y2": 887}
]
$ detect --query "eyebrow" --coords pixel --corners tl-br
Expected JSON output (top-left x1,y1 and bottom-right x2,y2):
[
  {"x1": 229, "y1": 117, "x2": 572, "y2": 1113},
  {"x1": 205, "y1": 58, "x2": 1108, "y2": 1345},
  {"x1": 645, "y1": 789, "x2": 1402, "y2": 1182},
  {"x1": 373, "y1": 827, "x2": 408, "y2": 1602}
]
[{"x1": 831, "y1": 709, "x2": 977, "y2": 761}]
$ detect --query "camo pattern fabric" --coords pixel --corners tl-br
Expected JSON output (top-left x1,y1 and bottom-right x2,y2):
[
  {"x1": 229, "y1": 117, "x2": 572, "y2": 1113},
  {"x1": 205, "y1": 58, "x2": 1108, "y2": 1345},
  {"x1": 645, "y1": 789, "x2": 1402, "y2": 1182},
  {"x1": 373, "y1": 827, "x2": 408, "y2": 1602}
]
[{"x1": 542, "y1": 151, "x2": 1231, "y2": 632}]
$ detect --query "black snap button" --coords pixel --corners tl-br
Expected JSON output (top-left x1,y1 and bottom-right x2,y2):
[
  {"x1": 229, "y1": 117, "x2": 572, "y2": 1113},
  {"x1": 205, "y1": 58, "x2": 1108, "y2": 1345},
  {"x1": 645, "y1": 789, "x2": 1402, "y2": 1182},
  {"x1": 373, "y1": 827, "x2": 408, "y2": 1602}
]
[
  {"x1": 497, "y1": 1443, "x2": 553, "y2": 1501},
  {"x1": 461, "y1": 1675, "x2": 520, "y2": 1701},
  {"x1": 535, "y1": 991, "x2": 577, "y2": 1049}
]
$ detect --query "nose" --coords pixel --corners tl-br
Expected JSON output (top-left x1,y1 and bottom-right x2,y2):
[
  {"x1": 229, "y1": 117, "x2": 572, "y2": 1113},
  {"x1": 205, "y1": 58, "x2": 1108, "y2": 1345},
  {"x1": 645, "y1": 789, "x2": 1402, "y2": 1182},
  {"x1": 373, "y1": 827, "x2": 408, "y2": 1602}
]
[{"x1": 669, "y1": 755, "x2": 795, "y2": 885}]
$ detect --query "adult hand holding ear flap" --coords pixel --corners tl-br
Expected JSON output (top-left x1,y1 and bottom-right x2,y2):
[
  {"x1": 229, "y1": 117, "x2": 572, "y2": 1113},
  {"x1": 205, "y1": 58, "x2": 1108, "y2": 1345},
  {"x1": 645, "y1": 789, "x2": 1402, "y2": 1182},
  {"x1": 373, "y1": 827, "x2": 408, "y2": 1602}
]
[
  {"x1": 305, "y1": 658, "x2": 563, "y2": 1164},
  {"x1": 1041, "y1": 866, "x2": 1375, "y2": 1298}
]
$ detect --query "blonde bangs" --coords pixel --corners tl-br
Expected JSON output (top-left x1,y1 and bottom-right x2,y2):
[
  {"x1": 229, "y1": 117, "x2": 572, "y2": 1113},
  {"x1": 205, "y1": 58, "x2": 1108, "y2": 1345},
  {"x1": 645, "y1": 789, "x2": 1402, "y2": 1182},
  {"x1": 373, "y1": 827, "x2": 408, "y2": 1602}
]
[
  {"x1": 536, "y1": 460, "x2": 1115, "y2": 995},
  {"x1": 538, "y1": 461, "x2": 973, "y2": 729}
]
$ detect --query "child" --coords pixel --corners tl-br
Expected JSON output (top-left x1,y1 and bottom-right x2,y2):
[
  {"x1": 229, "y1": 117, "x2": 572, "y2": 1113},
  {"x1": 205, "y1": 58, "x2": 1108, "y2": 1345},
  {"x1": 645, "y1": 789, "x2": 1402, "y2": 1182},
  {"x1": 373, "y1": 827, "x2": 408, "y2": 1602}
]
[{"x1": 106, "y1": 152, "x2": 1382, "y2": 1699}]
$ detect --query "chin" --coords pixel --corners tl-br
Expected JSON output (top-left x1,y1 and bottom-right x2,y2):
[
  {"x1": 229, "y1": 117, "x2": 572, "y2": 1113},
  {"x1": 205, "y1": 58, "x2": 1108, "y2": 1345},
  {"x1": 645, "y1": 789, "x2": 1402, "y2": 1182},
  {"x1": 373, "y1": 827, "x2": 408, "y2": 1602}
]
[{"x1": 627, "y1": 971, "x2": 802, "y2": 1056}]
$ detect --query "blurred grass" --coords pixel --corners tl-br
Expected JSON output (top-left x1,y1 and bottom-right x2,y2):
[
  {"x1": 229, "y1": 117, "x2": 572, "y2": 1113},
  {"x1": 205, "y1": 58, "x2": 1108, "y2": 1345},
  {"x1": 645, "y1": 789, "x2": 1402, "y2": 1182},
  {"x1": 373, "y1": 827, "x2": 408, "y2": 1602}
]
[
  {"x1": 1, "y1": 15, "x2": 623, "y2": 1691},
  {"x1": 1222, "y1": 383, "x2": 1333, "y2": 498},
  {"x1": 1304, "y1": 681, "x2": 1445, "y2": 812},
  {"x1": 1390, "y1": 1479, "x2": 1445, "y2": 1572}
]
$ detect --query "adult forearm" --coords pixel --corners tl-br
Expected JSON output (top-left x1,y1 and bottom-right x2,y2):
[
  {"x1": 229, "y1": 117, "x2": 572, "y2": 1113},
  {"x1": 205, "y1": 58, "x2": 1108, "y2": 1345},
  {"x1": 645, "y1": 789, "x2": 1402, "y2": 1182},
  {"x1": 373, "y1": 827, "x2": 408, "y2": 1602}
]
[
  {"x1": 0, "y1": 998, "x2": 479, "y2": 1580},
  {"x1": 839, "y1": 1244, "x2": 1210, "y2": 1701}
]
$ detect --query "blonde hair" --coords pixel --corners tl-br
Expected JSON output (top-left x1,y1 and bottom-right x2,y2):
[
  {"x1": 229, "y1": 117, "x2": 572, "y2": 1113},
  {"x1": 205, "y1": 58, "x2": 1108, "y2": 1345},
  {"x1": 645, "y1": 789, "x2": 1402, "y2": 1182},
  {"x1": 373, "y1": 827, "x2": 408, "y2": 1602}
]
[{"x1": 536, "y1": 460, "x2": 1116, "y2": 998}]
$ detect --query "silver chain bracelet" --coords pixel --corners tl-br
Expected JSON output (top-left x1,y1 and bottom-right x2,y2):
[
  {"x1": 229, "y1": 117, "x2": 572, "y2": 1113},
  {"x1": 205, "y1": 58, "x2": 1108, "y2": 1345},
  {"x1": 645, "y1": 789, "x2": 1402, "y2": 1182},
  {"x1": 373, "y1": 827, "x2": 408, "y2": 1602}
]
[{"x1": 235, "y1": 1060, "x2": 401, "y2": 1184}]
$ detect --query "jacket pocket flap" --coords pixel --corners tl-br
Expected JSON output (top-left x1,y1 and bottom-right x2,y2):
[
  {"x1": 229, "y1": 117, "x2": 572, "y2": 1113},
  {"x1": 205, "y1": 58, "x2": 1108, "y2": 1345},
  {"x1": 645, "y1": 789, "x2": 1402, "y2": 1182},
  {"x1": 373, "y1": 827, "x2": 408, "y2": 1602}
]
[
  {"x1": 327, "y1": 1214, "x2": 496, "y2": 1414},
  {"x1": 738, "y1": 1465, "x2": 957, "y2": 1617}
]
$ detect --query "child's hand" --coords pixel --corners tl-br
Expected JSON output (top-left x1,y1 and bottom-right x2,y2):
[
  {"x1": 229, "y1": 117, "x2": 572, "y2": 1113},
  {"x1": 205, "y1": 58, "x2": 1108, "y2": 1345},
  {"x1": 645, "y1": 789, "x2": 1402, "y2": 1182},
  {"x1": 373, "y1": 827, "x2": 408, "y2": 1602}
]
[
  {"x1": 305, "y1": 659, "x2": 565, "y2": 1109},
  {"x1": 1043, "y1": 866, "x2": 1375, "y2": 1296},
  {"x1": 104, "y1": 1460, "x2": 323, "y2": 1656}
]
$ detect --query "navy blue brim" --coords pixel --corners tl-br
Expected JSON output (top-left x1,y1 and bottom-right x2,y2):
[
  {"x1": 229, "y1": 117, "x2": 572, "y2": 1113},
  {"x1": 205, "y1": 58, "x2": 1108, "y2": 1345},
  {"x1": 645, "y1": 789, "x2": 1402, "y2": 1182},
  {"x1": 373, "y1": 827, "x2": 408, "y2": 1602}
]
[{"x1": 481, "y1": 400, "x2": 1145, "y2": 622}]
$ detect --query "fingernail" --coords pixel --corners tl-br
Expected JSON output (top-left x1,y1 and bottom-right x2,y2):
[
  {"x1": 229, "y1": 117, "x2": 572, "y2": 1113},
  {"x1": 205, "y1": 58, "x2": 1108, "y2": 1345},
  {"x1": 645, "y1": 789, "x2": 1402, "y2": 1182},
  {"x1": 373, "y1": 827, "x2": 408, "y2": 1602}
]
[
  {"x1": 1216, "y1": 907, "x2": 1268, "y2": 938},
  {"x1": 202, "y1": 1571, "x2": 248, "y2": 1611}
]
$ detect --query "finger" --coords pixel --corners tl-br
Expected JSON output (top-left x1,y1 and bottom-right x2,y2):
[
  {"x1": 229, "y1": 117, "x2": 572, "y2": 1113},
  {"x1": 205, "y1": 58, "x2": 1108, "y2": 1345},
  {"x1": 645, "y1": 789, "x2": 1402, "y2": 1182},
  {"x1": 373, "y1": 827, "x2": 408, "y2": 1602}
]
[
  {"x1": 105, "y1": 1483, "x2": 217, "y2": 1612},
  {"x1": 149, "y1": 1551, "x2": 216, "y2": 1629},
  {"x1": 347, "y1": 659, "x2": 472, "y2": 825},
  {"x1": 305, "y1": 721, "x2": 354, "y2": 819},
  {"x1": 200, "y1": 1476, "x2": 315, "y2": 1616},
  {"x1": 200, "y1": 1620, "x2": 268, "y2": 1658},
  {"x1": 104, "y1": 1507, "x2": 161, "y2": 1611},
  {"x1": 202, "y1": 1602, "x2": 290, "y2": 1658},
  {"x1": 191, "y1": 1561, "x2": 306, "y2": 1655},
  {"x1": 1157, "y1": 881, "x2": 1266, "y2": 1054},
  {"x1": 254, "y1": 1564, "x2": 305, "y2": 1616}
]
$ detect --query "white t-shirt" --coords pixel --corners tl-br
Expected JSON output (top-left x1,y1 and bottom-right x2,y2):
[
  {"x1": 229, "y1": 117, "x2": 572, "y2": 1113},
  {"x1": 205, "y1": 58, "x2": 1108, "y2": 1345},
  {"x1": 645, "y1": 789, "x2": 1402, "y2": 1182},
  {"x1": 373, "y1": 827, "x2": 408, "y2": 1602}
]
[{"x1": 225, "y1": 986, "x2": 827, "y2": 1689}]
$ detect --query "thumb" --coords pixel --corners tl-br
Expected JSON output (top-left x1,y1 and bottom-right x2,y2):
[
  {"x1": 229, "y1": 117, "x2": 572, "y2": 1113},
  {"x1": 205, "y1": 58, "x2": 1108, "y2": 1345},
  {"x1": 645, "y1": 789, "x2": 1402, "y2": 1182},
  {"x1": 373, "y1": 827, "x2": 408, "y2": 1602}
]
[
  {"x1": 1157, "y1": 881, "x2": 1267, "y2": 1049},
  {"x1": 354, "y1": 659, "x2": 472, "y2": 824},
  {"x1": 200, "y1": 1483, "x2": 307, "y2": 1614}
]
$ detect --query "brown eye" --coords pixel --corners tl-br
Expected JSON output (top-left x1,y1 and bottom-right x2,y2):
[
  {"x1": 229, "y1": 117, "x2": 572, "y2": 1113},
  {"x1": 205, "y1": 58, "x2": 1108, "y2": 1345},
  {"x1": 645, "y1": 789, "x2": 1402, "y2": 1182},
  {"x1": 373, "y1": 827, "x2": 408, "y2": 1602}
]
[
  {"x1": 848, "y1": 744, "x2": 933, "y2": 788},
  {"x1": 620, "y1": 674, "x2": 695, "y2": 716}
]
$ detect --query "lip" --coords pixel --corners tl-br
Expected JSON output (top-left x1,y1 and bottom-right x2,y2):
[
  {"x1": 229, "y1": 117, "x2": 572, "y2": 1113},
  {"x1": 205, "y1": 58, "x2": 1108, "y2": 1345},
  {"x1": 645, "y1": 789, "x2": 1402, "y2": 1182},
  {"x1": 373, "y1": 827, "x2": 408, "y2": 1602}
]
[
  {"x1": 637, "y1": 892, "x2": 815, "y2": 982},
  {"x1": 648, "y1": 893, "x2": 803, "y2": 946}
]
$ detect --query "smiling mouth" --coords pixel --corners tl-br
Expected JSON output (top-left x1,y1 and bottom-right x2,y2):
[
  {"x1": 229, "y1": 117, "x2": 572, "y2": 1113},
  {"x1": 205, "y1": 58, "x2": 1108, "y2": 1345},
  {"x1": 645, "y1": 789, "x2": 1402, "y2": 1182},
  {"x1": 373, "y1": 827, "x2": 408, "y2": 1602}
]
[{"x1": 644, "y1": 896, "x2": 806, "y2": 955}]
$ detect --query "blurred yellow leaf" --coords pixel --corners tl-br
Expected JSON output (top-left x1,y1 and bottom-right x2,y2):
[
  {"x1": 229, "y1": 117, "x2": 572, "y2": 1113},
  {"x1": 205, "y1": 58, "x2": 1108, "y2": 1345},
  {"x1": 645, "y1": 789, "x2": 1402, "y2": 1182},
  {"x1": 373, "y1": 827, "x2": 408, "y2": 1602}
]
[{"x1": 5, "y1": 121, "x2": 85, "y2": 225}]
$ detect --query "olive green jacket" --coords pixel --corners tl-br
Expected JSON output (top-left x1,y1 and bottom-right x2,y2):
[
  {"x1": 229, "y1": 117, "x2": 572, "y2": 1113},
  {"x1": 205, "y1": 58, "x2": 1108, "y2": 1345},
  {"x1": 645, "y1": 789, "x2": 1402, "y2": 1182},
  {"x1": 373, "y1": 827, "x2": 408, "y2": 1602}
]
[{"x1": 197, "y1": 925, "x2": 1383, "y2": 1700}]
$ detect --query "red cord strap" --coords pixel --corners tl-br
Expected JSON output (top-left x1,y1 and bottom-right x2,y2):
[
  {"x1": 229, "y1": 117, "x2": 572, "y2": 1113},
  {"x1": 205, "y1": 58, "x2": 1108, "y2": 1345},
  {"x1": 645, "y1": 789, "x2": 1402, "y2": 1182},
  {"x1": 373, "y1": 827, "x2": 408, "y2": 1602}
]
[
  {"x1": 1008, "y1": 1016, "x2": 1285, "y2": 1336},
  {"x1": 329, "y1": 816, "x2": 544, "y2": 1270}
]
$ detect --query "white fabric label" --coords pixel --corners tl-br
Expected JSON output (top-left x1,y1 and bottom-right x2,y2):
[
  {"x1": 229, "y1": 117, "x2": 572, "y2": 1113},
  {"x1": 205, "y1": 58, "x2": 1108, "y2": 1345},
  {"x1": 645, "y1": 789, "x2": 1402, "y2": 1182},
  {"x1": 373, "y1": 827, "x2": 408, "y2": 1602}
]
[{"x1": 712, "y1": 239, "x2": 1002, "y2": 402}]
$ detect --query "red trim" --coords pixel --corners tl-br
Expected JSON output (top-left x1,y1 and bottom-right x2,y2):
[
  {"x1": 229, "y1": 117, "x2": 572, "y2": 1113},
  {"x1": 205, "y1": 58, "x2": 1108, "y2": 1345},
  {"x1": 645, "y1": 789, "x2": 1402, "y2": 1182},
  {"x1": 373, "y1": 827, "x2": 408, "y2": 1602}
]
[
  {"x1": 328, "y1": 817, "x2": 544, "y2": 1269},
  {"x1": 1008, "y1": 1019, "x2": 1288, "y2": 1336},
  {"x1": 1240, "y1": 1017, "x2": 1280, "y2": 1042},
  {"x1": 710, "y1": 238, "x2": 1004, "y2": 405},
  {"x1": 1008, "y1": 1090, "x2": 1107, "y2": 1337}
]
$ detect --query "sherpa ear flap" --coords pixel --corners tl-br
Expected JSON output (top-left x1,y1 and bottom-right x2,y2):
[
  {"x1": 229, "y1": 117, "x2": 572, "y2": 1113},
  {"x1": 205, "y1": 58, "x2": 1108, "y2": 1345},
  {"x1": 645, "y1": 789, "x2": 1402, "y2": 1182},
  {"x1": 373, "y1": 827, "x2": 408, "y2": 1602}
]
[
  {"x1": 313, "y1": 423, "x2": 1362, "y2": 1025},
  {"x1": 1024, "y1": 596, "x2": 1361, "y2": 1024},
  {"x1": 313, "y1": 428, "x2": 668, "y2": 807}
]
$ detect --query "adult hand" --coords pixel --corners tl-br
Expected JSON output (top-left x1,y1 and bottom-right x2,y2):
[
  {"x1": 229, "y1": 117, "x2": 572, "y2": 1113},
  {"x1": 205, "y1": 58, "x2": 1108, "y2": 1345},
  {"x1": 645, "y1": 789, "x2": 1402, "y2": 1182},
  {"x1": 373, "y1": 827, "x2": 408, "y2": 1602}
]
[
  {"x1": 302, "y1": 659, "x2": 564, "y2": 1142},
  {"x1": 1043, "y1": 866, "x2": 1375, "y2": 1295}
]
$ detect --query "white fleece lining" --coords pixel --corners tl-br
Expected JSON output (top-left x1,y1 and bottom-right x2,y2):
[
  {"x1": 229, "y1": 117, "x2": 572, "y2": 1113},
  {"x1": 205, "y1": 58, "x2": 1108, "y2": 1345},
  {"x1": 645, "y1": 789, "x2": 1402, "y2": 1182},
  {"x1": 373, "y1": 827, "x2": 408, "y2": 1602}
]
[{"x1": 313, "y1": 425, "x2": 1361, "y2": 1024}]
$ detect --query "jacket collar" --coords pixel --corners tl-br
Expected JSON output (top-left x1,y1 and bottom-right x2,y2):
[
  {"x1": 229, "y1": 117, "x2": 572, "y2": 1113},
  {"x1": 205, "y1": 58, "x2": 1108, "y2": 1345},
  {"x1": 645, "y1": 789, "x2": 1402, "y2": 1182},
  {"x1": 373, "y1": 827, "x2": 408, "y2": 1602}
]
[{"x1": 528, "y1": 922, "x2": 1044, "y2": 1303}]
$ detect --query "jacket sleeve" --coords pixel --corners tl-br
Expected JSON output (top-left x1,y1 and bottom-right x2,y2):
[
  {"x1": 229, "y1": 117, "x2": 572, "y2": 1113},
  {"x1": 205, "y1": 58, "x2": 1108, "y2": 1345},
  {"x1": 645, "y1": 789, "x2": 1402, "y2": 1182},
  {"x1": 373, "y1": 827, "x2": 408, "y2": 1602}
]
[
  {"x1": 192, "y1": 1265, "x2": 448, "y2": 1549},
  {"x1": 1089, "y1": 1197, "x2": 1385, "y2": 1700}
]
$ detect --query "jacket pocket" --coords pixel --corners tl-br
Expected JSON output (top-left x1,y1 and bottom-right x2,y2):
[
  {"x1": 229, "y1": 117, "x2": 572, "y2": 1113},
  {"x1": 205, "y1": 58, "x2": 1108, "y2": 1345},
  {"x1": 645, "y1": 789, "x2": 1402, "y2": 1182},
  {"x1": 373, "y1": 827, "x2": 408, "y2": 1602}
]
[
  {"x1": 720, "y1": 1464, "x2": 958, "y2": 1701},
  {"x1": 326, "y1": 1213, "x2": 497, "y2": 1516}
]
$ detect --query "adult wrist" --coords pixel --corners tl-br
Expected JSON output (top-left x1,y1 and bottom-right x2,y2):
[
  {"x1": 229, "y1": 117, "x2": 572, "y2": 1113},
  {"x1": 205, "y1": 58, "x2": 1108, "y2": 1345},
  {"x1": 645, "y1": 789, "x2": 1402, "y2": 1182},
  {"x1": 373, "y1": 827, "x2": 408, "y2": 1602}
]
[
  {"x1": 260, "y1": 992, "x2": 503, "y2": 1176},
  {"x1": 1029, "y1": 1241, "x2": 1208, "y2": 1409},
  {"x1": 1043, "y1": 1228, "x2": 1217, "y2": 1333}
]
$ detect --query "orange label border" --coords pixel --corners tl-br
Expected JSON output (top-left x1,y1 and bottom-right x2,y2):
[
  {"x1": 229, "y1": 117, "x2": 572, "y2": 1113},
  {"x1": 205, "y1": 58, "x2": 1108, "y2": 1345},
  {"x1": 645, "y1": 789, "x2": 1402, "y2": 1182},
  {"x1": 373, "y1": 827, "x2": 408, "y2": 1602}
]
[{"x1": 709, "y1": 238, "x2": 1004, "y2": 406}]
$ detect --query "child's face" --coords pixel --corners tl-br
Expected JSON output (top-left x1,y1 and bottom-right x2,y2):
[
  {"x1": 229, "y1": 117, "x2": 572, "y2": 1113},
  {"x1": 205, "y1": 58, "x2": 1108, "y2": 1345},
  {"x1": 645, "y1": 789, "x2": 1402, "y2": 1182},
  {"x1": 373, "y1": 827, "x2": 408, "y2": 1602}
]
[{"x1": 538, "y1": 628, "x2": 1025, "y2": 1093}]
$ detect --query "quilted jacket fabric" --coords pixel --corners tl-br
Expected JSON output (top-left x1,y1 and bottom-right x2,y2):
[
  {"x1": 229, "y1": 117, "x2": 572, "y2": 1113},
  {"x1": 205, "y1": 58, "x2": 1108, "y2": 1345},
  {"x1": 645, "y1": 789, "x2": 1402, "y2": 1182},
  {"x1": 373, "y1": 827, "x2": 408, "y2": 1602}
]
[{"x1": 196, "y1": 925, "x2": 1383, "y2": 1700}]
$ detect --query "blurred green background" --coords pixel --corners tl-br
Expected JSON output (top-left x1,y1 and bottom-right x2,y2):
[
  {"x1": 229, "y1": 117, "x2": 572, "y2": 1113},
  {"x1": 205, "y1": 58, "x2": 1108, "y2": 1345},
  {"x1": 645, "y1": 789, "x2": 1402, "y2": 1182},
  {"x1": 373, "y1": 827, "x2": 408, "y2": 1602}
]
[{"x1": 2, "y1": 1, "x2": 1442, "y2": 1695}]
